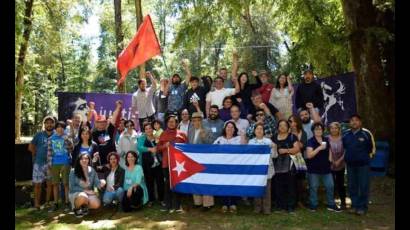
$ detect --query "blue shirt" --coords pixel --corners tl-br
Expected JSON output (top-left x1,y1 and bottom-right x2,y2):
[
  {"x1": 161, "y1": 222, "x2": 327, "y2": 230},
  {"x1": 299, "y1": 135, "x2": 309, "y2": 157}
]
[
  {"x1": 49, "y1": 134, "x2": 70, "y2": 165},
  {"x1": 306, "y1": 137, "x2": 331, "y2": 174},
  {"x1": 31, "y1": 131, "x2": 54, "y2": 166},
  {"x1": 167, "y1": 83, "x2": 187, "y2": 112},
  {"x1": 342, "y1": 128, "x2": 375, "y2": 167}
]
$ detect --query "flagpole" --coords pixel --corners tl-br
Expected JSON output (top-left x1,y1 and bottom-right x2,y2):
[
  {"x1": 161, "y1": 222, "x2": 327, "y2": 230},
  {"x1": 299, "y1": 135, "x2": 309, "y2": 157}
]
[{"x1": 167, "y1": 145, "x2": 172, "y2": 190}]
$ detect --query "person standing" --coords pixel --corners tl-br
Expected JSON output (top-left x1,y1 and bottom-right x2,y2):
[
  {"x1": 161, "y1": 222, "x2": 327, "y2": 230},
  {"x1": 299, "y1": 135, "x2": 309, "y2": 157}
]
[
  {"x1": 235, "y1": 71, "x2": 262, "y2": 114},
  {"x1": 177, "y1": 109, "x2": 191, "y2": 134},
  {"x1": 157, "y1": 115, "x2": 188, "y2": 213},
  {"x1": 295, "y1": 69, "x2": 324, "y2": 111},
  {"x1": 327, "y1": 122, "x2": 347, "y2": 210},
  {"x1": 117, "y1": 120, "x2": 139, "y2": 169},
  {"x1": 187, "y1": 112, "x2": 214, "y2": 211},
  {"x1": 66, "y1": 112, "x2": 83, "y2": 146},
  {"x1": 306, "y1": 123, "x2": 341, "y2": 212},
  {"x1": 343, "y1": 114, "x2": 375, "y2": 215},
  {"x1": 269, "y1": 74, "x2": 294, "y2": 119},
  {"x1": 298, "y1": 102, "x2": 322, "y2": 140},
  {"x1": 226, "y1": 105, "x2": 249, "y2": 137},
  {"x1": 28, "y1": 116, "x2": 55, "y2": 211},
  {"x1": 256, "y1": 70, "x2": 274, "y2": 104},
  {"x1": 132, "y1": 71, "x2": 157, "y2": 130},
  {"x1": 183, "y1": 74, "x2": 211, "y2": 115},
  {"x1": 153, "y1": 78, "x2": 169, "y2": 124},
  {"x1": 166, "y1": 60, "x2": 192, "y2": 115},
  {"x1": 202, "y1": 105, "x2": 225, "y2": 143}
]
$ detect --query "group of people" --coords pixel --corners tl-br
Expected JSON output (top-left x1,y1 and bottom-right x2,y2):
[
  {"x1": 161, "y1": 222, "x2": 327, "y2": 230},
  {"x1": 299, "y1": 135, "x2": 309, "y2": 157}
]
[{"x1": 28, "y1": 56, "x2": 376, "y2": 218}]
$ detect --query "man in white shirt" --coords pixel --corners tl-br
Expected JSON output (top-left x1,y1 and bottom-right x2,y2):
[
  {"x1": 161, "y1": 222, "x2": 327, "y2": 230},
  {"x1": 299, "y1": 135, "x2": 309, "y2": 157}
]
[
  {"x1": 178, "y1": 109, "x2": 190, "y2": 134},
  {"x1": 205, "y1": 77, "x2": 239, "y2": 117},
  {"x1": 132, "y1": 71, "x2": 157, "y2": 131},
  {"x1": 226, "y1": 104, "x2": 249, "y2": 136}
]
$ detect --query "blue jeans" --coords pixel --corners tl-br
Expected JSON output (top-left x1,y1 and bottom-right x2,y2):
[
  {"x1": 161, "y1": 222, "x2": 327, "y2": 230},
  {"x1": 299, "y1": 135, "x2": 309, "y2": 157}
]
[
  {"x1": 307, "y1": 173, "x2": 335, "y2": 208},
  {"x1": 347, "y1": 165, "x2": 370, "y2": 211},
  {"x1": 103, "y1": 187, "x2": 125, "y2": 205}
]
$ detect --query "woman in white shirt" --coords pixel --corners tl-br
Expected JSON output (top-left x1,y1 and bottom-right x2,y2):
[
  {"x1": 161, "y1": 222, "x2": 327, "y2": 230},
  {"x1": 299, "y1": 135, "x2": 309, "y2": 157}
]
[
  {"x1": 248, "y1": 123, "x2": 277, "y2": 214},
  {"x1": 117, "y1": 120, "x2": 139, "y2": 169},
  {"x1": 213, "y1": 121, "x2": 245, "y2": 213}
]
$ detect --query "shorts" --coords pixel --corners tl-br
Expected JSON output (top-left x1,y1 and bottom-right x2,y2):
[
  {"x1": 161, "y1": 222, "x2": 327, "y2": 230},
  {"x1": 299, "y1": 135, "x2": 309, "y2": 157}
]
[
  {"x1": 50, "y1": 165, "x2": 70, "y2": 185},
  {"x1": 32, "y1": 163, "x2": 51, "y2": 183}
]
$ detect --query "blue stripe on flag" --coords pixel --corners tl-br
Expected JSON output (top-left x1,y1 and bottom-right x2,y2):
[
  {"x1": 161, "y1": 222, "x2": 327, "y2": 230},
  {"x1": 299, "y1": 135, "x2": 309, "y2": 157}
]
[
  {"x1": 175, "y1": 144, "x2": 270, "y2": 154},
  {"x1": 202, "y1": 164, "x2": 268, "y2": 175},
  {"x1": 173, "y1": 183, "x2": 266, "y2": 197}
]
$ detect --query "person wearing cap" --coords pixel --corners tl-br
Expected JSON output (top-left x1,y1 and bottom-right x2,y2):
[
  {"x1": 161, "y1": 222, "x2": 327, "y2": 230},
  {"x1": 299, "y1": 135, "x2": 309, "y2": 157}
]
[
  {"x1": 153, "y1": 78, "x2": 169, "y2": 124},
  {"x1": 28, "y1": 116, "x2": 56, "y2": 211},
  {"x1": 256, "y1": 70, "x2": 274, "y2": 104},
  {"x1": 166, "y1": 60, "x2": 192, "y2": 116},
  {"x1": 187, "y1": 112, "x2": 214, "y2": 211},
  {"x1": 157, "y1": 115, "x2": 188, "y2": 213},
  {"x1": 295, "y1": 69, "x2": 324, "y2": 112},
  {"x1": 132, "y1": 71, "x2": 157, "y2": 131},
  {"x1": 92, "y1": 100, "x2": 123, "y2": 166}
]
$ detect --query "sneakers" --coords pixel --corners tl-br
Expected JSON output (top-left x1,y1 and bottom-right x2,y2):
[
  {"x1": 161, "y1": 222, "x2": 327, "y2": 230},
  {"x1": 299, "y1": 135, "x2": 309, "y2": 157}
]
[
  {"x1": 74, "y1": 208, "x2": 84, "y2": 218},
  {"x1": 229, "y1": 205, "x2": 237, "y2": 213},
  {"x1": 81, "y1": 205, "x2": 89, "y2": 216},
  {"x1": 222, "y1": 205, "x2": 228, "y2": 213},
  {"x1": 327, "y1": 205, "x2": 342, "y2": 213},
  {"x1": 175, "y1": 207, "x2": 185, "y2": 213},
  {"x1": 48, "y1": 203, "x2": 58, "y2": 213}
]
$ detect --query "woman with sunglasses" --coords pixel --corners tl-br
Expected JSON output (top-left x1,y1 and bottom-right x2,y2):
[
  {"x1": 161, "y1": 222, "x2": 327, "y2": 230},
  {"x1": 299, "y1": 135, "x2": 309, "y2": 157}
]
[{"x1": 117, "y1": 120, "x2": 139, "y2": 169}]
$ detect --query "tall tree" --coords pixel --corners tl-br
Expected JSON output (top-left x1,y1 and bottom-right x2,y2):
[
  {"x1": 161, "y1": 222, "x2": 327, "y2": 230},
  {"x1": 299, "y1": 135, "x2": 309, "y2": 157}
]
[
  {"x1": 15, "y1": 0, "x2": 35, "y2": 142},
  {"x1": 341, "y1": 0, "x2": 395, "y2": 155},
  {"x1": 114, "y1": 0, "x2": 125, "y2": 92}
]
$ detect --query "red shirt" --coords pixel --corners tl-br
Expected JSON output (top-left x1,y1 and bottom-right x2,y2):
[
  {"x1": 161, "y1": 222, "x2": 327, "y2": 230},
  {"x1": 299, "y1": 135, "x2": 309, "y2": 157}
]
[
  {"x1": 257, "y1": 83, "x2": 274, "y2": 104},
  {"x1": 157, "y1": 129, "x2": 188, "y2": 168}
]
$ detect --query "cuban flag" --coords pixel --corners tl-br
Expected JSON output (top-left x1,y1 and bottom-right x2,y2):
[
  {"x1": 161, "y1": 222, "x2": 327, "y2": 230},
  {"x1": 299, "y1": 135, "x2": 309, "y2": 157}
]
[{"x1": 168, "y1": 143, "x2": 271, "y2": 197}]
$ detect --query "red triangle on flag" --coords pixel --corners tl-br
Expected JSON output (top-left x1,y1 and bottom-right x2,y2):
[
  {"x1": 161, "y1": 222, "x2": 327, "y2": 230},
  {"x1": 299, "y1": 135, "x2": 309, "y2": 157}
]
[{"x1": 168, "y1": 145, "x2": 206, "y2": 188}]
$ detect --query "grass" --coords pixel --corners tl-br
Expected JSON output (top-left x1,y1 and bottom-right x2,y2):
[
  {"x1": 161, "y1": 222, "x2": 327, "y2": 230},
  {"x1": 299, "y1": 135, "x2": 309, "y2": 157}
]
[{"x1": 15, "y1": 177, "x2": 395, "y2": 230}]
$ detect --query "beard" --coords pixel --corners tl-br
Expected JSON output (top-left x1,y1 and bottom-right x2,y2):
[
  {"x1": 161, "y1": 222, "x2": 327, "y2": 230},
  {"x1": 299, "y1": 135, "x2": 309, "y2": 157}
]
[
  {"x1": 301, "y1": 118, "x2": 310, "y2": 124},
  {"x1": 210, "y1": 114, "x2": 218, "y2": 120}
]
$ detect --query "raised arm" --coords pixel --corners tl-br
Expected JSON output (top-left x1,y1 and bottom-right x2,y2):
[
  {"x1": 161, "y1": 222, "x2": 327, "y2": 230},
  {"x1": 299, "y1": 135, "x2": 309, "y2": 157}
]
[
  {"x1": 306, "y1": 102, "x2": 321, "y2": 123},
  {"x1": 147, "y1": 71, "x2": 157, "y2": 91},
  {"x1": 231, "y1": 49, "x2": 239, "y2": 81},
  {"x1": 110, "y1": 100, "x2": 123, "y2": 126},
  {"x1": 287, "y1": 75, "x2": 294, "y2": 95},
  {"x1": 182, "y1": 59, "x2": 191, "y2": 86}
]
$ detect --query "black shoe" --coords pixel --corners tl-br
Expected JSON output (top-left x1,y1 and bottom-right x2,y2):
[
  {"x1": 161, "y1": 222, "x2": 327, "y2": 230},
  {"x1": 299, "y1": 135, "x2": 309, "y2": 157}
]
[
  {"x1": 327, "y1": 205, "x2": 342, "y2": 213},
  {"x1": 81, "y1": 205, "x2": 89, "y2": 215},
  {"x1": 201, "y1": 206, "x2": 212, "y2": 212},
  {"x1": 48, "y1": 203, "x2": 58, "y2": 213},
  {"x1": 64, "y1": 202, "x2": 71, "y2": 212},
  {"x1": 193, "y1": 204, "x2": 202, "y2": 209},
  {"x1": 309, "y1": 206, "x2": 317, "y2": 212},
  {"x1": 74, "y1": 208, "x2": 84, "y2": 218}
]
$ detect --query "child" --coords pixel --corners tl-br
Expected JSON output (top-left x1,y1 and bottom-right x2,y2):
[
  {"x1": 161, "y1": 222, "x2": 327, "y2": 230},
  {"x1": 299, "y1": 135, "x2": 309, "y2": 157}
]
[{"x1": 151, "y1": 120, "x2": 163, "y2": 168}]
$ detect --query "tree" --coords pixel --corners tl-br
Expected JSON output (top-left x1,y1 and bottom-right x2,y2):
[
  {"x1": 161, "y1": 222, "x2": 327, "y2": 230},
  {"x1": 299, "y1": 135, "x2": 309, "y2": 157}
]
[
  {"x1": 114, "y1": 0, "x2": 125, "y2": 92},
  {"x1": 341, "y1": 0, "x2": 395, "y2": 160},
  {"x1": 15, "y1": 0, "x2": 35, "y2": 142}
]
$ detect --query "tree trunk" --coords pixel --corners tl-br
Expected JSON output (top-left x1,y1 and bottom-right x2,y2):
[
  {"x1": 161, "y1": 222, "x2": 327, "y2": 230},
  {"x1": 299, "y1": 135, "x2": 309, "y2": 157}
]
[
  {"x1": 15, "y1": 0, "x2": 35, "y2": 142},
  {"x1": 114, "y1": 0, "x2": 125, "y2": 92},
  {"x1": 135, "y1": 0, "x2": 145, "y2": 79},
  {"x1": 341, "y1": 0, "x2": 395, "y2": 163}
]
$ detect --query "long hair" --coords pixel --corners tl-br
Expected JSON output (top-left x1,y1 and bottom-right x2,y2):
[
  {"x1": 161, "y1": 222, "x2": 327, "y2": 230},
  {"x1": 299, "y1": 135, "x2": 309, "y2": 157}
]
[
  {"x1": 328, "y1": 122, "x2": 342, "y2": 136},
  {"x1": 222, "y1": 121, "x2": 238, "y2": 137},
  {"x1": 125, "y1": 150, "x2": 139, "y2": 166},
  {"x1": 276, "y1": 119, "x2": 290, "y2": 134},
  {"x1": 275, "y1": 74, "x2": 289, "y2": 89},
  {"x1": 74, "y1": 153, "x2": 91, "y2": 181},
  {"x1": 107, "y1": 152, "x2": 120, "y2": 167},
  {"x1": 288, "y1": 115, "x2": 303, "y2": 133},
  {"x1": 78, "y1": 127, "x2": 92, "y2": 146},
  {"x1": 238, "y1": 72, "x2": 249, "y2": 90}
]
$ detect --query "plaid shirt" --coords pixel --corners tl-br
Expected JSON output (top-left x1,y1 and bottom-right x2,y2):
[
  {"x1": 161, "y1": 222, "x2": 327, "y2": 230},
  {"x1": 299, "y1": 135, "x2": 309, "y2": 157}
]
[
  {"x1": 246, "y1": 115, "x2": 277, "y2": 140},
  {"x1": 47, "y1": 134, "x2": 74, "y2": 167}
]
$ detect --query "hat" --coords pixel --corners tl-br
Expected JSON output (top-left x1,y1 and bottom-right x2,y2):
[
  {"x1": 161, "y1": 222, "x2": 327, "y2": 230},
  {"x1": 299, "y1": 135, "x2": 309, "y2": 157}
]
[
  {"x1": 303, "y1": 69, "x2": 313, "y2": 74},
  {"x1": 191, "y1": 112, "x2": 203, "y2": 119},
  {"x1": 96, "y1": 115, "x2": 107, "y2": 122}
]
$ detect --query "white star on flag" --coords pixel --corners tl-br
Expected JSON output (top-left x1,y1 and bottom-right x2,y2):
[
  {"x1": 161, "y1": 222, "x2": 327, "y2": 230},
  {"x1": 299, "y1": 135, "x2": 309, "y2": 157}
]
[{"x1": 172, "y1": 160, "x2": 187, "y2": 177}]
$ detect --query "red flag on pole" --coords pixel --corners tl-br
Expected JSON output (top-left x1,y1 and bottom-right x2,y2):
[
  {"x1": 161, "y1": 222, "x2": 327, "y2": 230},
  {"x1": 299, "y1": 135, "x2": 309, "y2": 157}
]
[{"x1": 116, "y1": 14, "x2": 161, "y2": 85}]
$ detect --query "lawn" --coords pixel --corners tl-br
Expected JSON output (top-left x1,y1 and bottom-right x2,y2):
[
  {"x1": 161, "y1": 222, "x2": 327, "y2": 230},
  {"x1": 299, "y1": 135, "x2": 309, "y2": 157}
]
[{"x1": 15, "y1": 176, "x2": 394, "y2": 230}]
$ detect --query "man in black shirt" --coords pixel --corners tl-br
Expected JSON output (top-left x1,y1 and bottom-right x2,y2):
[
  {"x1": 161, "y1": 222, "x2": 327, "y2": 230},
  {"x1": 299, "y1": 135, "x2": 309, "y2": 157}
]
[
  {"x1": 92, "y1": 100, "x2": 122, "y2": 165},
  {"x1": 184, "y1": 76, "x2": 211, "y2": 115},
  {"x1": 295, "y1": 69, "x2": 324, "y2": 111}
]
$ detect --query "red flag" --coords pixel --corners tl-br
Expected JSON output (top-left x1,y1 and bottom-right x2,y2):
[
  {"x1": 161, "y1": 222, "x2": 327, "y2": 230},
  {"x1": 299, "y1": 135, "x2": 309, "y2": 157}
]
[
  {"x1": 116, "y1": 15, "x2": 161, "y2": 85},
  {"x1": 168, "y1": 145, "x2": 206, "y2": 188}
]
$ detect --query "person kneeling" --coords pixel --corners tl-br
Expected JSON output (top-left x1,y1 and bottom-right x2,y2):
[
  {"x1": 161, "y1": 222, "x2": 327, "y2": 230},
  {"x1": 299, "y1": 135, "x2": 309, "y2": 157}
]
[
  {"x1": 69, "y1": 153, "x2": 106, "y2": 218},
  {"x1": 101, "y1": 152, "x2": 125, "y2": 208},
  {"x1": 122, "y1": 151, "x2": 149, "y2": 212}
]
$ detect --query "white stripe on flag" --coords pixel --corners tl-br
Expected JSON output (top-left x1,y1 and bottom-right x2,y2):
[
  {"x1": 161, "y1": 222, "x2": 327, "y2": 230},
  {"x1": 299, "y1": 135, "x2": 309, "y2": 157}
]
[
  {"x1": 181, "y1": 173, "x2": 268, "y2": 186},
  {"x1": 184, "y1": 153, "x2": 270, "y2": 165}
]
